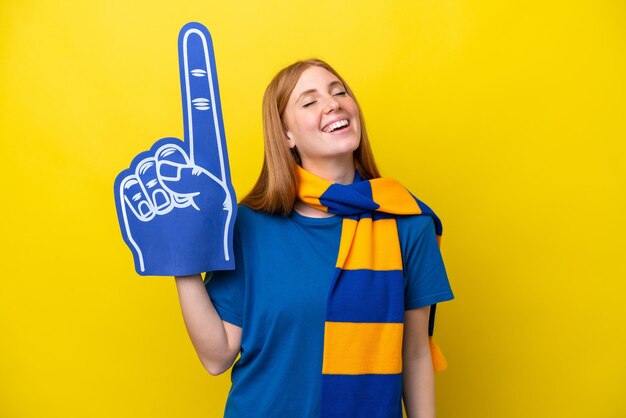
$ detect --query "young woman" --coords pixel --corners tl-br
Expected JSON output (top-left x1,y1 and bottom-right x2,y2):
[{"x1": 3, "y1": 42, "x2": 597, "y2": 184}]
[{"x1": 174, "y1": 59, "x2": 454, "y2": 418}]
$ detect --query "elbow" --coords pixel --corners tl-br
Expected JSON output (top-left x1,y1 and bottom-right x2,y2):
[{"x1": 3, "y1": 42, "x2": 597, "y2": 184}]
[
  {"x1": 200, "y1": 356, "x2": 233, "y2": 376},
  {"x1": 204, "y1": 363, "x2": 229, "y2": 376}
]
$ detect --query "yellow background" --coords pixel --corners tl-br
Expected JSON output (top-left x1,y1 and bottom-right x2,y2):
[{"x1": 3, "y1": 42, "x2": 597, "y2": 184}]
[{"x1": 1, "y1": 0, "x2": 625, "y2": 417}]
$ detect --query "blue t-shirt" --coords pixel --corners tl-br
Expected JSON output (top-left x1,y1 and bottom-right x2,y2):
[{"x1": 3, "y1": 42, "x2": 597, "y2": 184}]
[{"x1": 206, "y1": 205, "x2": 454, "y2": 418}]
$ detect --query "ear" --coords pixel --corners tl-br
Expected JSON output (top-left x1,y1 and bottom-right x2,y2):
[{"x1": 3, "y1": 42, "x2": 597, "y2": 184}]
[{"x1": 285, "y1": 130, "x2": 296, "y2": 149}]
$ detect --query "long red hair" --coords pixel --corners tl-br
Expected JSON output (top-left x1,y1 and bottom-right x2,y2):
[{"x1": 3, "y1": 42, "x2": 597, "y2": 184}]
[{"x1": 240, "y1": 59, "x2": 381, "y2": 216}]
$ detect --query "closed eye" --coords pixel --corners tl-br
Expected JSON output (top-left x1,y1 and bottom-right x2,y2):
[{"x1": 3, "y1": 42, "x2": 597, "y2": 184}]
[
  {"x1": 303, "y1": 101, "x2": 316, "y2": 108},
  {"x1": 333, "y1": 91, "x2": 347, "y2": 96}
]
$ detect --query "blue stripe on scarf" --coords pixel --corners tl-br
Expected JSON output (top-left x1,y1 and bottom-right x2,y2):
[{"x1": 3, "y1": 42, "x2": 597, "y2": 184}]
[
  {"x1": 321, "y1": 374, "x2": 403, "y2": 418},
  {"x1": 326, "y1": 269, "x2": 404, "y2": 323},
  {"x1": 319, "y1": 182, "x2": 379, "y2": 215}
]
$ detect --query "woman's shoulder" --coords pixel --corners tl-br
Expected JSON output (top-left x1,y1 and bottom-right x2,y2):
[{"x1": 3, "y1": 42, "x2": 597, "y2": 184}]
[
  {"x1": 396, "y1": 213, "x2": 436, "y2": 237},
  {"x1": 395, "y1": 213, "x2": 441, "y2": 254},
  {"x1": 235, "y1": 204, "x2": 269, "y2": 226},
  {"x1": 235, "y1": 203, "x2": 259, "y2": 219},
  {"x1": 234, "y1": 204, "x2": 291, "y2": 231}
]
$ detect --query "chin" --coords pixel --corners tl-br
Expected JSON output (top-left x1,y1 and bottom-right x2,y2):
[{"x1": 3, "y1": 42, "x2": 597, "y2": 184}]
[{"x1": 344, "y1": 135, "x2": 361, "y2": 153}]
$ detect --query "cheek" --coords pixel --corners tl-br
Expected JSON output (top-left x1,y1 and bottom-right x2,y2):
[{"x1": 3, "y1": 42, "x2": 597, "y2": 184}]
[
  {"x1": 295, "y1": 115, "x2": 320, "y2": 137},
  {"x1": 305, "y1": 111, "x2": 321, "y2": 127},
  {"x1": 347, "y1": 102, "x2": 360, "y2": 125},
  {"x1": 353, "y1": 113, "x2": 362, "y2": 137}
]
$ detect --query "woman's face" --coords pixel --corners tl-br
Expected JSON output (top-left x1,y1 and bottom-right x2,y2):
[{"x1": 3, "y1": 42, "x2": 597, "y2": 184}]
[{"x1": 282, "y1": 66, "x2": 361, "y2": 170}]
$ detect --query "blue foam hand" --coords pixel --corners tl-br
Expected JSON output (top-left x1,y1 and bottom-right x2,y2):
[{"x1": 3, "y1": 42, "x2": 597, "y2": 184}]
[{"x1": 114, "y1": 23, "x2": 237, "y2": 276}]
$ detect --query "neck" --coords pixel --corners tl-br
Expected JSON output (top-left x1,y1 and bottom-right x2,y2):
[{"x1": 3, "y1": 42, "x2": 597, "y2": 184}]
[
  {"x1": 301, "y1": 157, "x2": 355, "y2": 185},
  {"x1": 293, "y1": 200, "x2": 334, "y2": 218},
  {"x1": 294, "y1": 157, "x2": 356, "y2": 218}
]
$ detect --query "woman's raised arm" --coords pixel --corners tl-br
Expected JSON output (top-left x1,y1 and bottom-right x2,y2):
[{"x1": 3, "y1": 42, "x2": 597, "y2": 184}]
[{"x1": 175, "y1": 274, "x2": 242, "y2": 375}]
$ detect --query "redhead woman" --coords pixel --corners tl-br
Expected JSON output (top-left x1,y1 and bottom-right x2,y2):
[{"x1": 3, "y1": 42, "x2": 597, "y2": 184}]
[{"x1": 174, "y1": 59, "x2": 454, "y2": 418}]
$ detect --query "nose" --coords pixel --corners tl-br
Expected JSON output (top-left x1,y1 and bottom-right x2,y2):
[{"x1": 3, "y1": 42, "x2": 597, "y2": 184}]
[{"x1": 323, "y1": 96, "x2": 340, "y2": 113}]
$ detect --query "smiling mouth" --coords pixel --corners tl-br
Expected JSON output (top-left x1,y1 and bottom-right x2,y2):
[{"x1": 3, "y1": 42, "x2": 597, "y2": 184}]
[{"x1": 322, "y1": 119, "x2": 350, "y2": 133}]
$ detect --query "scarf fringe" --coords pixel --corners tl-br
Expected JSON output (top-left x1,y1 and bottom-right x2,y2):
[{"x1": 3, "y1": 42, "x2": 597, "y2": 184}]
[{"x1": 429, "y1": 337, "x2": 448, "y2": 372}]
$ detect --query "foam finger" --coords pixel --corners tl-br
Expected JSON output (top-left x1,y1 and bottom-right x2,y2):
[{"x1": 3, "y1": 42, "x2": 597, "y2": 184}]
[
  {"x1": 155, "y1": 143, "x2": 190, "y2": 165},
  {"x1": 178, "y1": 22, "x2": 227, "y2": 179},
  {"x1": 136, "y1": 157, "x2": 174, "y2": 214},
  {"x1": 154, "y1": 143, "x2": 191, "y2": 182},
  {"x1": 121, "y1": 175, "x2": 154, "y2": 221}
]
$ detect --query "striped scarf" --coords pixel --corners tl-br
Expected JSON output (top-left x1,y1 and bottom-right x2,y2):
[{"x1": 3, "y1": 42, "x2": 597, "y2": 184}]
[{"x1": 295, "y1": 166, "x2": 447, "y2": 418}]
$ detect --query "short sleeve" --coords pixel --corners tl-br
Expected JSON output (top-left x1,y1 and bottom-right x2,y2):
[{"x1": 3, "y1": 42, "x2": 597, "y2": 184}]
[
  {"x1": 398, "y1": 215, "x2": 454, "y2": 310},
  {"x1": 205, "y1": 226, "x2": 245, "y2": 327}
]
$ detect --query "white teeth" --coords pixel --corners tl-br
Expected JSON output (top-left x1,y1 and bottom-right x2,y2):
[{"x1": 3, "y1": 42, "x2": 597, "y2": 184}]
[{"x1": 323, "y1": 119, "x2": 349, "y2": 133}]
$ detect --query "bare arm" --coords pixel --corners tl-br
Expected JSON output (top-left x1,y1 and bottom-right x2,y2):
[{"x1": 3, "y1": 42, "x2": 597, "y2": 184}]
[
  {"x1": 175, "y1": 274, "x2": 242, "y2": 375},
  {"x1": 402, "y1": 306, "x2": 436, "y2": 418}
]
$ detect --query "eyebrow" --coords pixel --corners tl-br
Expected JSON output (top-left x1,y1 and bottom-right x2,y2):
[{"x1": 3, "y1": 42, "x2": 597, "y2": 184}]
[{"x1": 296, "y1": 80, "x2": 345, "y2": 103}]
